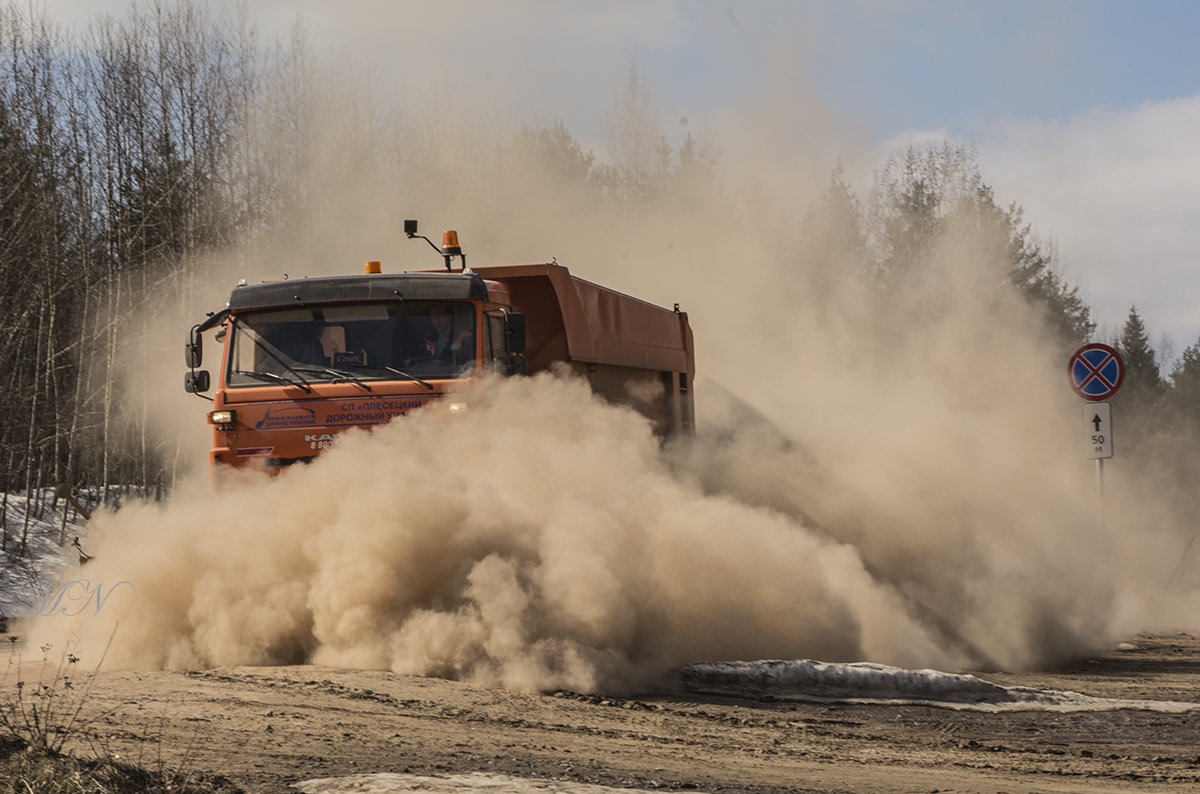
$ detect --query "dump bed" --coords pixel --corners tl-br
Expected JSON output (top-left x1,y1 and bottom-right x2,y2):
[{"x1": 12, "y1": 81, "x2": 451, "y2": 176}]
[
  {"x1": 472, "y1": 263, "x2": 693, "y2": 375},
  {"x1": 472, "y1": 262, "x2": 695, "y2": 433}
]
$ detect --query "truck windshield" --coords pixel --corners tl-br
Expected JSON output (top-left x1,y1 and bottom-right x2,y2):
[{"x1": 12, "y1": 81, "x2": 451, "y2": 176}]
[{"x1": 227, "y1": 302, "x2": 476, "y2": 388}]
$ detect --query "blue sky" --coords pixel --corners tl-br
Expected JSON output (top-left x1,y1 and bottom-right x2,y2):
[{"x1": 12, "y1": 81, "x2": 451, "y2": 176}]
[
  {"x1": 50, "y1": 0, "x2": 1200, "y2": 357},
  {"x1": 810, "y1": 1, "x2": 1200, "y2": 133}
]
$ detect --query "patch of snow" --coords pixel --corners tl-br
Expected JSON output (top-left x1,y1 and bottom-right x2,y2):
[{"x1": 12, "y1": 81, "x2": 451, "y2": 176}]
[
  {"x1": 0, "y1": 490, "x2": 90, "y2": 621},
  {"x1": 293, "y1": 772, "x2": 693, "y2": 794},
  {"x1": 676, "y1": 659, "x2": 1200, "y2": 713}
]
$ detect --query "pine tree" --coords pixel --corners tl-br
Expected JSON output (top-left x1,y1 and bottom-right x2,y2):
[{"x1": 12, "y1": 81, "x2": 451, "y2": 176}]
[
  {"x1": 1169, "y1": 337, "x2": 1200, "y2": 443},
  {"x1": 1002, "y1": 204, "x2": 1093, "y2": 345},
  {"x1": 864, "y1": 143, "x2": 1091, "y2": 345},
  {"x1": 1111, "y1": 306, "x2": 1169, "y2": 458},
  {"x1": 795, "y1": 161, "x2": 869, "y2": 303},
  {"x1": 1117, "y1": 306, "x2": 1165, "y2": 407}
]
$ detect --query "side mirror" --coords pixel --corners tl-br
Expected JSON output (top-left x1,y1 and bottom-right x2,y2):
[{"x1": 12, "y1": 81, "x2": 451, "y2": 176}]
[
  {"x1": 506, "y1": 313, "x2": 526, "y2": 355},
  {"x1": 184, "y1": 370, "x2": 210, "y2": 393},
  {"x1": 404, "y1": 219, "x2": 418, "y2": 236},
  {"x1": 185, "y1": 325, "x2": 203, "y2": 368}
]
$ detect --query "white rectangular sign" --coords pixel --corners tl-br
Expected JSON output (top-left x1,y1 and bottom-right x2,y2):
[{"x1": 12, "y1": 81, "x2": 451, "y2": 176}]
[{"x1": 1083, "y1": 402, "x2": 1113, "y2": 459}]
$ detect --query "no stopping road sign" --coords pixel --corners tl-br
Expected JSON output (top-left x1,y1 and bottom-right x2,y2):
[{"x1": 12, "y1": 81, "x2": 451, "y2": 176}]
[{"x1": 1069, "y1": 343, "x2": 1124, "y2": 401}]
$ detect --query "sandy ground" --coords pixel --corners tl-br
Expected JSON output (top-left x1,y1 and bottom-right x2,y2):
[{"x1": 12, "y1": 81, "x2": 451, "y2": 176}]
[{"x1": 18, "y1": 631, "x2": 1200, "y2": 793}]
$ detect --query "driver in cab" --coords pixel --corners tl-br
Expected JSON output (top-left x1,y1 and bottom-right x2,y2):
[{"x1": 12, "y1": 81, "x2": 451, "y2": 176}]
[{"x1": 420, "y1": 305, "x2": 472, "y2": 364}]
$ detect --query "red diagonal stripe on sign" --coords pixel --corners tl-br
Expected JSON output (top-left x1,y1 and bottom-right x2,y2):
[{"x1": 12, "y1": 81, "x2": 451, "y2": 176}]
[{"x1": 1079, "y1": 352, "x2": 1116, "y2": 391}]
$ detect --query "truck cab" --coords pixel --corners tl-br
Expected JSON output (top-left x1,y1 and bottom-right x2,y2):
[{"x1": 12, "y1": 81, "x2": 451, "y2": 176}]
[{"x1": 187, "y1": 269, "x2": 527, "y2": 471}]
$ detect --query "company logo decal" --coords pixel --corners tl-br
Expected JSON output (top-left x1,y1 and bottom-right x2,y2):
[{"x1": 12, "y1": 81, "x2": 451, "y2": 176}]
[{"x1": 255, "y1": 405, "x2": 318, "y2": 430}]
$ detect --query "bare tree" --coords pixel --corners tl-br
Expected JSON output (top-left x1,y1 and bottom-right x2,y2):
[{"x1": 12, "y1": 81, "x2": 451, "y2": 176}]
[{"x1": 604, "y1": 61, "x2": 665, "y2": 202}]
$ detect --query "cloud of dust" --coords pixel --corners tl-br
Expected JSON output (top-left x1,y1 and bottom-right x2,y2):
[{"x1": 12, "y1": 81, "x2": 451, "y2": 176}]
[
  {"x1": 39, "y1": 5, "x2": 1200, "y2": 691},
  {"x1": 37, "y1": 373, "x2": 962, "y2": 691}
]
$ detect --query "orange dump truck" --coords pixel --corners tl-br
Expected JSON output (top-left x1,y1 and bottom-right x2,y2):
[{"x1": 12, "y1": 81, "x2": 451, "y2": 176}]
[{"x1": 184, "y1": 224, "x2": 694, "y2": 472}]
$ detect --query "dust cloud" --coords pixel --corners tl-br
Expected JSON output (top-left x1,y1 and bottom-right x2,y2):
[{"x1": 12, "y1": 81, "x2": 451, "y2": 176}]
[
  {"x1": 45, "y1": 373, "x2": 958, "y2": 692},
  {"x1": 29, "y1": 5, "x2": 1200, "y2": 691}
]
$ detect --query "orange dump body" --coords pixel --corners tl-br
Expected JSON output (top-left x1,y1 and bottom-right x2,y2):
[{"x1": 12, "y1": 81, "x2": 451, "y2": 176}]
[
  {"x1": 473, "y1": 263, "x2": 695, "y2": 435},
  {"x1": 189, "y1": 262, "x2": 694, "y2": 474}
]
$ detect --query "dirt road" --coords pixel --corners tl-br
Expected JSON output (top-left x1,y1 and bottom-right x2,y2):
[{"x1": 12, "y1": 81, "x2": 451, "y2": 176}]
[{"x1": 32, "y1": 632, "x2": 1200, "y2": 793}]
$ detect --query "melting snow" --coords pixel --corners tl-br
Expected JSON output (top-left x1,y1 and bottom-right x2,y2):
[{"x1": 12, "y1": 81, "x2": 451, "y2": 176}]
[
  {"x1": 676, "y1": 659, "x2": 1200, "y2": 713},
  {"x1": 294, "y1": 773, "x2": 686, "y2": 794},
  {"x1": 0, "y1": 491, "x2": 91, "y2": 623}
]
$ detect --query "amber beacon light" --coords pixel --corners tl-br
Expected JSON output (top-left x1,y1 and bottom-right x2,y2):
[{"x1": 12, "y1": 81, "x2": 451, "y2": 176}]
[{"x1": 403, "y1": 219, "x2": 467, "y2": 271}]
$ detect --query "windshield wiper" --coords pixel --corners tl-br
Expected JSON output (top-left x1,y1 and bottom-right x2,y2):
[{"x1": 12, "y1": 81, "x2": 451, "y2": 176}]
[
  {"x1": 233, "y1": 369, "x2": 313, "y2": 393},
  {"x1": 354, "y1": 364, "x2": 434, "y2": 390},
  {"x1": 292, "y1": 366, "x2": 374, "y2": 391},
  {"x1": 242, "y1": 330, "x2": 316, "y2": 391}
]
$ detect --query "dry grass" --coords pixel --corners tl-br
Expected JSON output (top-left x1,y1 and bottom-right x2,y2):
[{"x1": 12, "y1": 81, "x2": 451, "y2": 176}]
[
  {"x1": 0, "y1": 640, "x2": 243, "y2": 793},
  {"x1": 0, "y1": 741, "x2": 244, "y2": 793}
]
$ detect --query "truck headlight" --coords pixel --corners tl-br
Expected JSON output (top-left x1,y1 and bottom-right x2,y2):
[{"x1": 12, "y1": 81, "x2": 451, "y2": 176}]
[{"x1": 208, "y1": 409, "x2": 237, "y2": 428}]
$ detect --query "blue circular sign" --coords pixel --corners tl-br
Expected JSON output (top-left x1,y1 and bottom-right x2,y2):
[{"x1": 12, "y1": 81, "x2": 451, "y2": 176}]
[{"x1": 1069, "y1": 343, "x2": 1124, "y2": 401}]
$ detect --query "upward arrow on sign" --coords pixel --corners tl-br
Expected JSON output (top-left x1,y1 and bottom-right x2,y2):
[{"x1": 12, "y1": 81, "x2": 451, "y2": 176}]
[{"x1": 1083, "y1": 402, "x2": 1113, "y2": 459}]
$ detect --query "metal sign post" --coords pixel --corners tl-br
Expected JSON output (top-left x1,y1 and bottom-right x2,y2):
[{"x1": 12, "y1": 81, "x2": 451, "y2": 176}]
[
  {"x1": 1083, "y1": 402, "x2": 1113, "y2": 531},
  {"x1": 1069, "y1": 344, "x2": 1124, "y2": 533}
]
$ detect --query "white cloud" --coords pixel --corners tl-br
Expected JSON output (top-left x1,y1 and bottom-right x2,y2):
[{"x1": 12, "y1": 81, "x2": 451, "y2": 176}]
[{"x1": 976, "y1": 95, "x2": 1200, "y2": 353}]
